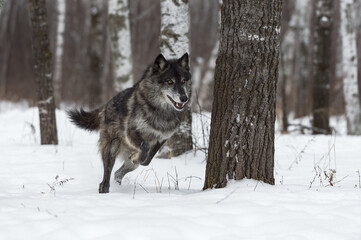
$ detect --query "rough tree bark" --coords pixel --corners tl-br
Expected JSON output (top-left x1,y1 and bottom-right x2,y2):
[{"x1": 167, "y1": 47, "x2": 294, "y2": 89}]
[
  {"x1": 204, "y1": 0, "x2": 282, "y2": 189},
  {"x1": 341, "y1": 0, "x2": 361, "y2": 135},
  {"x1": 159, "y1": 0, "x2": 193, "y2": 157},
  {"x1": 28, "y1": 0, "x2": 58, "y2": 145},
  {"x1": 312, "y1": 0, "x2": 332, "y2": 134},
  {"x1": 109, "y1": 0, "x2": 133, "y2": 91},
  {"x1": 88, "y1": 0, "x2": 108, "y2": 108}
]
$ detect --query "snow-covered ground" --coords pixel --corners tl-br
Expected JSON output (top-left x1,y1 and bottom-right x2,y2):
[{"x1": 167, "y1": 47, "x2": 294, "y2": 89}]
[{"x1": 0, "y1": 103, "x2": 360, "y2": 240}]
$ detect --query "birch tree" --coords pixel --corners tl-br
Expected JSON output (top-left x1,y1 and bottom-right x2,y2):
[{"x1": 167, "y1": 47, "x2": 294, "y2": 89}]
[
  {"x1": 53, "y1": 0, "x2": 66, "y2": 104},
  {"x1": 204, "y1": 0, "x2": 282, "y2": 189},
  {"x1": 29, "y1": 0, "x2": 58, "y2": 145},
  {"x1": 341, "y1": 0, "x2": 361, "y2": 135},
  {"x1": 159, "y1": 0, "x2": 192, "y2": 157},
  {"x1": 311, "y1": 0, "x2": 332, "y2": 134},
  {"x1": 109, "y1": 0, "x2": 133, "y2": 91}
]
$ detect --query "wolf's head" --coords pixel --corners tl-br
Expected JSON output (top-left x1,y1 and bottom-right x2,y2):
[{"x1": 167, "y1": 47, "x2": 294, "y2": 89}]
[{"x1": 142, "y1": 53, "x2": 191, "y2": 112}]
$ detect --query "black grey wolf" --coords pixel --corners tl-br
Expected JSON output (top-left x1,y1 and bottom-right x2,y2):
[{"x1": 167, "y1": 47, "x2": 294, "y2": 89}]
[{"x1": 68, "y1": 53, "x2": 191, "y2": 193}]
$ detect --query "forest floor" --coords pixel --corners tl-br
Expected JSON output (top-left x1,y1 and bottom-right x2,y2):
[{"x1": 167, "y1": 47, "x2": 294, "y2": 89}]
[{"x1": 0, "y1": 101, "x2": 360, "y2": 240}]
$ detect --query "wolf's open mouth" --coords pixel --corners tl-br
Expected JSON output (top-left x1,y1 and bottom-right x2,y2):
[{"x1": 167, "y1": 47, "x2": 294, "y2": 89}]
[{"x1": 167, "y1": 95, "x2": 185, "y2": 111}]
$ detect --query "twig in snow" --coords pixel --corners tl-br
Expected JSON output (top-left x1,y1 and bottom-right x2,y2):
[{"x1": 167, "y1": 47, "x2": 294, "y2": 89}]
[
  {"x1": 288, "y1": 136, "x2": 315, "y2": 170},
  {"x1": 167, "y1": 167, "x2": 180, "y2": 190},
  {"x1": 334, "y1": 175, "x2": 348, "y2": 185},
  {"x1": 254, "y1": 181, "x2": 259, "y2": 191},
  {"x1": 133, "y1": 179, "x2": 137, "y2": 199},
  {"x1": 216, "y1": 187, "x2": 239, "y2": 204},
  {"x1": 356, "y1": 170, "x2": 360, "y2": 188},
  {"x1": 138, "y1": 183, "x2": 149, "y2": 193},
  {"x1": 47, "y1": 175, "x2": 75, "y2": 196},
  {"x1": 175, "y1": 166, "x2": 179, "y2": 190}
]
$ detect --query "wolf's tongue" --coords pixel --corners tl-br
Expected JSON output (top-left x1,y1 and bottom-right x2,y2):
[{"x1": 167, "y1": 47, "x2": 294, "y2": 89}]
[{"x1": 176, "y1": 103, "x2": 183, "y2": 108}]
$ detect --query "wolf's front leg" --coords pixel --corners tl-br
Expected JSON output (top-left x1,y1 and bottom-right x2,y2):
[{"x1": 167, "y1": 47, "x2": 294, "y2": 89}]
[
  {"x1": 127, "y1": 128, "x2": 150, "y2": 165},
  {"x1": 140, "y1": 140, "x2": 166, "y2": 166}
]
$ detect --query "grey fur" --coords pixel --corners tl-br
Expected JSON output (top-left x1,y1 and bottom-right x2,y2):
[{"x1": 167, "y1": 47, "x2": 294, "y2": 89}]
[{"x1": 68, "y1": 53, "x2": 191, "y2": 193}]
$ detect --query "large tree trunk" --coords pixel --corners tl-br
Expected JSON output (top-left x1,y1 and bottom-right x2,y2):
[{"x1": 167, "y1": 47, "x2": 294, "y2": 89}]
[
  {"x1": 109, "y1": 0, "x2": 133, "y2": 91},
  {"x1": 159, "y1": 0, "x2": 193, "y2": 157},
  {"x1": 312, "y1": 0, "x2": 332, "y2": 134},
  {"x1": 341, "y1": 0, "x2": 361, "y2": 134},
  {"x1": 204, "y1": 0, "x2": 282, "y2": 189},
  {"x1": 28, "y1": 0, "x2": 58, "y2": 145},
  {"x1": 87, "y1": 0, "x2": 108, "y2": 108}
]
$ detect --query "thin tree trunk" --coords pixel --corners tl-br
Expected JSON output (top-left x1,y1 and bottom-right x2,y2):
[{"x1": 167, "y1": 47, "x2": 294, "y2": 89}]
[
  {"x1": 53, "y1": 0, "x2": 66, "y2": 105},
  {"x1": 88, "y1": 0, "x2": 108, "y2": 108},
  {"x1": 109, "y1": 0, "x2": 133, "y2": 91},
  {"x1": 280, "y1": 51, "x2": 288, "y2": 133},
  {"x1": 28, "y1": 0, "x2": 58, "y2": 145},
  {"x1": 198, "y1": 41, "x2": 218, "y2": 111},
  {"x1": 196, "y1": 0, "x2": 220, "y2": 112},
  {"x1": 312, "y1": 0, "x2": 332, "y2": 134},
  {"x1": 159, "y1": 0, "x2": 192, "y2": 157},
  {"x1": 341, "y1": 0, "x2": 361, "y2": 134},
  {"x1": 0, "y1": 0, "x2": 11, "y2": 99},
  {"x1": 204, "y1": 0, "x2": 282, "y2": 189},
  {"x1": 0, "y1": 0, "x2": 4, "y2": 12}
]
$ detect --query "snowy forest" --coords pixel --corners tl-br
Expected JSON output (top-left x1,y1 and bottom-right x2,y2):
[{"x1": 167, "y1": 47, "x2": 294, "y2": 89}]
[{"x1": 0, "y1": 0, "x2": 360, "y2": 239}]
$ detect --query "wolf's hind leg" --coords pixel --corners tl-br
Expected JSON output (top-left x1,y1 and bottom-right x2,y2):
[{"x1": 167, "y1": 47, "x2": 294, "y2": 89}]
[
  {"x1": 114, "y1": 159, "x2": 139, "y2": 184},
  {"x1": 99, "y1": 138, "x2": 120, "y2": 193}
]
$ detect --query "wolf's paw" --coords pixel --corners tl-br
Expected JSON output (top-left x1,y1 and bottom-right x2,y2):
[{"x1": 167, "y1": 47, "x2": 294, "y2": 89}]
[
  {"x1": 114, "y1": 175, "x2": 123, "y2": 185},
  {"x1": 139, "y1": 158, "x2": 151, "y2": 166},
  {"x1": 129, "y1": 152, "x2": 139, "y2": 162},
  {"x1": 99, "y1": 182, "x2": 109, "y2": 194}
]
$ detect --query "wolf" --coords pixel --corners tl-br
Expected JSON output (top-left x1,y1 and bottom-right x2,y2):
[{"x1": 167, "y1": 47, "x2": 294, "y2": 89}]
[{"x1": 68, "y1": 53, "x2": 191, "y2": 193}]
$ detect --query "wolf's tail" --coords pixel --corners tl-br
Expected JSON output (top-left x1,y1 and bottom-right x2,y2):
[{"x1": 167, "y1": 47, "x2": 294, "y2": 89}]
[{"x1": 67, "y1": 107, "x2": 102, "y2": 131}]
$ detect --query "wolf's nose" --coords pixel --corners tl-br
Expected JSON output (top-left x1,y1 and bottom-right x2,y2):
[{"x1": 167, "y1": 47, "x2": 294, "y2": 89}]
[{"x1": 180, "y1": 96, "x2": 188, "y2": 103}]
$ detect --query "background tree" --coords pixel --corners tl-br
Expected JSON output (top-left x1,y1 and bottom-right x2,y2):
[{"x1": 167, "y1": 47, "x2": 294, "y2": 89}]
[
  {"x1": 311, "y1": 0, "x2": 333, "y2": 134},
  {"x1": 341, "y1": 0, "x2": 361, "y2": 134},
  {"x1": 87, "y1": 0, "x2": 108, "y2": 108},
  {"x1": 0, "y1": 0, "x2": 4, "y2": 12},
  {"x1": 53, "y1": 0, "x2": 66, "y2": 105},
  {"x1": 28, "y1": 0, "x2": 58, "y2": 145},
  {"x1": 109, "y1": 0, "x2": 133, "y2": 91},
  {"x1": 190, "y1": 0, "x2": 220, "y2": 112},
  {"x1": 278, "y1": 0, "x2": 296, "y2": 133},
  {"x1": 159, "y1": 0, "x2": 193, "y2": 157},
  {"x1": 204, "y1": 0, "x2": 282, "y2": 189}
]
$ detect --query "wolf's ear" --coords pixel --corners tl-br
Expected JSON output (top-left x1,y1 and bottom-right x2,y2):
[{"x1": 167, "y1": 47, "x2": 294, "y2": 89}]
[
  {"x1": 153, "y1": 54, "x2": 168, "y2": 72},
  {"x1": 177, "y1": 53, "x2": 189, "y2": 71}
]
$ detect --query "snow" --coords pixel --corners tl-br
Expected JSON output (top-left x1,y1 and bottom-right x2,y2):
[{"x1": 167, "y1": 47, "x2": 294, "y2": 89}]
[{"x1": 0, "y1": 103, "x2": 361, "y2": 239}]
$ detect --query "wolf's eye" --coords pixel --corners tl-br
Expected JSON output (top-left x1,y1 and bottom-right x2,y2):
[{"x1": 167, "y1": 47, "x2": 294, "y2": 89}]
[
  {"x1": 181, "y1": 79, "x2": 185, "y2": 84},
  {"x1": 167, "y1": 80, "x2": 173, "y2": 85}
]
